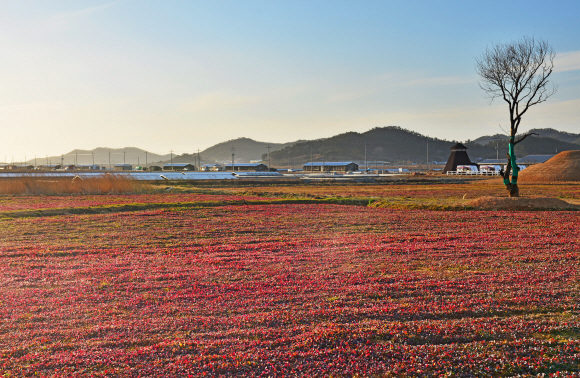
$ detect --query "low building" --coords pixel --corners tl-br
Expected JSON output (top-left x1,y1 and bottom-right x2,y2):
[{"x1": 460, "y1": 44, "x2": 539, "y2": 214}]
[
  {"x1": 6, "y1": 165, "x2": 34, "y2": 170},
  {"x1": 149, "y1": 165, "x2": 162, "y2": 171},
  {"x1": 518, "y1": 155, "x2": 555, "y2": 165},
  {"x1": 303, "y1": 162, "x2": 359, "y2": 172},
  {"x1": 114, "y1": 164, "x2": 132, "y2": 171},
  {"x1": 76, "y1": 164, "x2": 100, "y2": 170},
  {"x1": 38, "y1": 164, "x2": 62, "y2": 170},
  {"x1": 201, "y1": 164, "x2": 223, "y2": 172},
  {"x1": 224, "y1": 163, "x2": 268, "y2": 172},
  {"x1": 163, "y1": 163, "x2": 196, "y2": 171},
  {"x1": 479, "y1": 155, "x2": 554, "y2": 170}
]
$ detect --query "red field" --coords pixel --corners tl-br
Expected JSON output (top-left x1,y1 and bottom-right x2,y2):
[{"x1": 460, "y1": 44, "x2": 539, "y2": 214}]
[
  {"x1": 218, "y1": 182, "x2": 580, "y2": 201},
  {"x1": 1, "y1": 195, "x2": 579, "y2": 377}
]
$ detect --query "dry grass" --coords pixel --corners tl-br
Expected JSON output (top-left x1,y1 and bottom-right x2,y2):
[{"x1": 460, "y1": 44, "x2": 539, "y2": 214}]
[
  {"x1": 0, "y1": 174, "x2": 142, "y2": 195},
  {"x1": 519, "y1": 150, "x2": 580, "y2": 183}
]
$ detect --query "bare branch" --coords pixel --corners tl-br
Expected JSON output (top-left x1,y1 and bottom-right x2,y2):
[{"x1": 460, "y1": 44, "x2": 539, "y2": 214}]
[
  {"x1": 498, "y1": 124, "x2": 510, "y2": 136},
  {"x1": 475, "y1": 36, "x2": 557, "y2": 137},
  {"x1": 513, "y1": 132, "x2": 539, "y2": 145}
]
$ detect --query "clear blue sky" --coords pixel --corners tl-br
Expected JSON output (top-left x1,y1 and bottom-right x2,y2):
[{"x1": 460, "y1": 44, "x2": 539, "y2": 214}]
[{"x1": 1, "y1": 0, "x2": 579, "y2": 160}]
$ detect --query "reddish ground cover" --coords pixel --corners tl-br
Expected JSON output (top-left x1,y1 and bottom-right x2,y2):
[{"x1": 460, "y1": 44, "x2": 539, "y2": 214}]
[
  {"x1": 218, "y1": 182, "x2": 580, "y2": 200},
  {"x1": 0, "y1": 204, "x2": 579, "y2": 376}
]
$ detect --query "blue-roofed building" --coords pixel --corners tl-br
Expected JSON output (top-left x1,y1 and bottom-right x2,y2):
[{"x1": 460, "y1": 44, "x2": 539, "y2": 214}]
[
  {"x1": 479, "y1": 155, "x2": 554, "y2": 166},
  {"x1": 303, "y1": 162, "x2": 359, "y2": 172},
  {"x1": 224, "y1": 163, "x2": 268, "y2": 172},
  {"x1": 518, "y1": 155, "x2": 555, "y2": 164}
]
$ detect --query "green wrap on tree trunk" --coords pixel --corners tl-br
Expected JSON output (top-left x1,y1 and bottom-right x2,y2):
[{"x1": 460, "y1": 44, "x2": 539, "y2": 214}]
[{"x1": 506, "y1": 136, "x2": 519, "y2": 185}]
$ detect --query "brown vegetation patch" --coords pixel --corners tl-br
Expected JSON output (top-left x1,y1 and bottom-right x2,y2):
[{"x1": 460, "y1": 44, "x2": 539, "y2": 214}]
[
  {"x1": 0, "y1": 174, "x2": 142, "y2": 195},
  {"x1": 467, "y1": 196, "x2": 576, "y2": 210},
  {"x1": 519, "y1": 150, "x2": 580, "y2": 183}
]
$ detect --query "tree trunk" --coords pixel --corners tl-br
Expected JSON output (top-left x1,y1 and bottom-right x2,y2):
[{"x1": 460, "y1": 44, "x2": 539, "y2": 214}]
[
  {"x1": 503, "y1": 137, "x2": 520, "y2": 197},
  {"x1": 506, "y1": 183, "x2": 519, "y2": 197}
]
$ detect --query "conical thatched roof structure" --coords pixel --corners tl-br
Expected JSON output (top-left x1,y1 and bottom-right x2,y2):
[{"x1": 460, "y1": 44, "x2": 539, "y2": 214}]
[{"x1": 443, "y1": 143, "x2": 473, "y2": 173}]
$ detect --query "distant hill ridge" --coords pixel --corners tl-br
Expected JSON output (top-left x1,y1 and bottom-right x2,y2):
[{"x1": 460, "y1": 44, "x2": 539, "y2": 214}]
[
  {"x1": 197, "y1": 137, "x2": 302, "y2": 163},
  {"x1": 473, "y1": 128, "x2": 580, "y2": 145},
  {"x1": 31, "y1": 147, "x2": 171, "y2": 167},
  {"x1": 269, "y1": 126, "x2": 580, "y2": 165},
  {"x1": 26, "y1": 127, "x2": 580, "y2": 166}
]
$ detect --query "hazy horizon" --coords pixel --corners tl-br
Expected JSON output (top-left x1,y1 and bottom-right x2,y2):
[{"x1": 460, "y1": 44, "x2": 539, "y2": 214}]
[{"x1": 1, "y1": 1, "x2": 579, "y2": 160}]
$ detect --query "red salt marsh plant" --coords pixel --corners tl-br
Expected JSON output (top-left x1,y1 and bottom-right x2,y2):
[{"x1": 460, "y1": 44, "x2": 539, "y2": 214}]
[
  {"x1": 0, "y1": 204, "x2": 578, "y2": 376},
  {"x1": 217, "y1": 183, "x2": 580, "y2": 201}
]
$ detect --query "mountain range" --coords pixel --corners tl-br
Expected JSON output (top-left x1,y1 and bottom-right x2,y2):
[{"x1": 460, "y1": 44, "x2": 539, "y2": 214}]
[
  {"x1": 24, "y1": 127, "x2": 580, "y2": 167},
  {"x1": 29, "y1": 147, "x2": 171, "y2": 168},
  {"x1": 269, "y1": 127, "x2": 580, "y2": 165},
  {"x1": 472, "y1": 128, "x2": 580, "y2": 145}
]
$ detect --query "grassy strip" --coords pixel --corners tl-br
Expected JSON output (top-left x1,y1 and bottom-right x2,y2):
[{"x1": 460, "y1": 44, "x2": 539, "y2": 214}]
[
  {"x1": 0, "y1": 198, "x2": 371, "y2": 219},
  {"x1": 3, "y1": 196, "x2": 575, "y2": 219}
]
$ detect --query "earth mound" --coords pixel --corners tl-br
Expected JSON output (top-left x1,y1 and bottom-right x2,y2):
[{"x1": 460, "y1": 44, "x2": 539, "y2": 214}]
[
  {"x1": 467, "y1": 196, "x2": 574, "y2": 210},
  {"x1": 518, "y1": 150, "x2": 580, "y2": 183}
]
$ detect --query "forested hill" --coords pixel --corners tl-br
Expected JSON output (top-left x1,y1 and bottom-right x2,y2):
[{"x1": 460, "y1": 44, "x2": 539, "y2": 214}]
[
  {"x1": 473, "y1": 128, "x2": 580, "y2": 145},
  {"x1": 270, "y1": 127, "x2": 454, "y2": 165},
  {"x1": 269, "y1": 126, "x2": 579, "y2": 165},
  {"x1": 198, "y1": 137, "x2": 300, "y2": 163}
]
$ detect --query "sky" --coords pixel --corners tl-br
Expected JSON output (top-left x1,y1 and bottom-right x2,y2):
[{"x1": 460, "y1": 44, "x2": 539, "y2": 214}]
[{"x1": 1, "y1": 0, "x2": 580, "y2": 161}]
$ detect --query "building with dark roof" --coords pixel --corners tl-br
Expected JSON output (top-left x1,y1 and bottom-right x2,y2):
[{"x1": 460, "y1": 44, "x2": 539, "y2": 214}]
[
  {"x1": 224, "y1": 163, "x2": 268, "y2": 172},
  {"x1": 163, "y1": 163, "x2": 196, "y2": 171},
  {"x1": 443, "y1": 143, "x2": 474, "y2": 173},
  {"x1": 114, "y1": 164, "x2": 132, "y2": 171},
  {"x1": 303, "y1": 162, "x2": 359, "y2": 172}
]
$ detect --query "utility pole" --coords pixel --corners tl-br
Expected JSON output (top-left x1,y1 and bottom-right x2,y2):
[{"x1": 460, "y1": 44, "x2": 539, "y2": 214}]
[
  {"x1": 197, "y1": 148, "x2": 200, "y2": 171},
  {"x1": 124, "y1": 151, "x2": 126, "y2": 165},
  {"x1": 34, "y1": 155, "x2": 36, "y2": 168},
  {"x1": 75, "y1": 152, "x2": 78, "y2": 166},
  {"x1": 310, "y1": 145, "x2": 313, "y2": 173},
  {"x1": 145, "y1": 151, "x2": 148, "y2": 168},
  {"x1": 364, "y1": 142, "x2": 368, "y2": 173},
  {"x1": 170, "y1": 150, "x2": 173, "y2": 170},
  {"x1": 108, "y1": 151, "x2": 111, "y2": 170},
  {"x1": 92, "y1": 152, "x2": 95, "y2": 166},
  {"x1": 493, "y1": 138, "x2": 501, "y2": 160},
  {"x1": 267, "y1": 145, "x2": 271, "y2": 170},
  {"x1": 231, "y1": 146, "x2": 235, "y2": 172},
  {"x1": 61, "y1": 155, "x2": 64, "y2": 168},
  {"x1": 427, "y1": 141, "x2": 429, "y2": 173}
]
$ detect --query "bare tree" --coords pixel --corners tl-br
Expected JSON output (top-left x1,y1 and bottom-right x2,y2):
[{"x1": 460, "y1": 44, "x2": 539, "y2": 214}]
[{"x1": 475, "y1": 36, "x2": 557, "y2": 197}]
